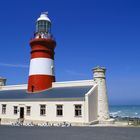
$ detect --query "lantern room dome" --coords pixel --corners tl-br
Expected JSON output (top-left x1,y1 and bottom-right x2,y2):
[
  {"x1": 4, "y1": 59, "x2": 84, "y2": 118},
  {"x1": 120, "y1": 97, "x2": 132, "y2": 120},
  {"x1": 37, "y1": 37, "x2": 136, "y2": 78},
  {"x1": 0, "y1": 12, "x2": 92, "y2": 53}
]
[{"x1": 37, "y1": 12, "x2": 51, "y2": 23}]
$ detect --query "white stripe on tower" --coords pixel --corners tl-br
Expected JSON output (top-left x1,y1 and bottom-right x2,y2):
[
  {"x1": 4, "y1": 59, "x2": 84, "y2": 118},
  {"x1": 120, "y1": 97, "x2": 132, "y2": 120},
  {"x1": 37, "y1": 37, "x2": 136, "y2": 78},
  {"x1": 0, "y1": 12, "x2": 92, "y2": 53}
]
[{"x1": 29, "y1": 58, "x2": 54, "y2": 76}]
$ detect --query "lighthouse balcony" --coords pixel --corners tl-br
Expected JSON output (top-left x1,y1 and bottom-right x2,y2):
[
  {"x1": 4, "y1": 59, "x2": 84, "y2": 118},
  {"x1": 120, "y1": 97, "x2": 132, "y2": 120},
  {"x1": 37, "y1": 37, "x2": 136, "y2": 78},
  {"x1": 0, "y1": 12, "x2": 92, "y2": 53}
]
[{"x1": 32, "y1": 32, "x2": 55, "y2": 40}]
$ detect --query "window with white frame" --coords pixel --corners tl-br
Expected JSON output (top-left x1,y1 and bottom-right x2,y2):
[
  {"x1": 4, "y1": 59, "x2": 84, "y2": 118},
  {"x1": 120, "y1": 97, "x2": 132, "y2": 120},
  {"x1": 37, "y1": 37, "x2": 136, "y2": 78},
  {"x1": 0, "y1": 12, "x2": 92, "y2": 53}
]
[
  {"x1": 2, "y1": 104, "x2": 6, "y2": 114},
  {"x1": 13, "y1": 106, "x2": 18, "y2": 115},
  {"x1": 74, "y1": 105, "x2": 82, "y2": 117},
  {"x1": 56, "y1": 105, "x2": 63, "y2": 116},
  {"x1": 40, "y1": 105, "x2": 46, "y2": 116},
  {"x1": 26, "y1": 106, "x2": 31, "y2": 116}
]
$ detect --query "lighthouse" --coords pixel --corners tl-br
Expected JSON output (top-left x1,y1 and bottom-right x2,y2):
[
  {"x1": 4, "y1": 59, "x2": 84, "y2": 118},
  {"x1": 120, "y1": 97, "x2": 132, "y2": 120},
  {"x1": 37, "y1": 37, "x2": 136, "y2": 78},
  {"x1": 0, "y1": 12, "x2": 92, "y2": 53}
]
[{"x1": 28, "y1": 12, "x2": 56, "y2": 93}]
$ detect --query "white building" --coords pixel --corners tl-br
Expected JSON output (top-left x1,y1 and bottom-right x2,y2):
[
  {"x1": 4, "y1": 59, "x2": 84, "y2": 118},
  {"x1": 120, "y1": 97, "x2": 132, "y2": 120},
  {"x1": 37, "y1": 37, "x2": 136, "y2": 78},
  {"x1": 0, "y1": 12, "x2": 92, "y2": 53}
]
[{"x1": 0, "y1": 67, "x2": 113, "y2": 126}]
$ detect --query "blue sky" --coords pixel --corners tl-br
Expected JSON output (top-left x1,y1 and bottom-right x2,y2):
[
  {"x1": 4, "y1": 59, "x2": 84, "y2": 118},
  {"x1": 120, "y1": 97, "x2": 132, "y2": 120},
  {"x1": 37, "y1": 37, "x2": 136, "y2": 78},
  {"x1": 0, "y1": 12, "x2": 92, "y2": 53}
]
[{"x1": 0, "y1": 0, "x2": 140, "y2": 105}]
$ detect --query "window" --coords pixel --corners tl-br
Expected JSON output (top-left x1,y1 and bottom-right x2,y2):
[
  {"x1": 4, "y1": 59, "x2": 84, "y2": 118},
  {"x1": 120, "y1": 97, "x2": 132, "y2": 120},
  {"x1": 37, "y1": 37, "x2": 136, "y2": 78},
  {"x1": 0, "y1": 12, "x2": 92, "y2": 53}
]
[
  {"x1": 26, "y1": 106, "x2": 31, "y2": 116},
  {"x1": 51, "y1": 66, "x2": 55, "y2": 75},
  {"x1": 75, "y1": 105, "x2": 82, "y2": 117},
  {"x1": 13, "y1": 106, "x2": 18, "y2": 115},
  {"x1": 37, "y1": 20, "x2": 48, "y2": 32},
  {"x1": 40, "y1": 105, "x2": 46, "y2": 116},
  {"x1": 56, "y1": 105, "x2": 63, "y2": 116},
  {"x1": 2, "y1": 104, "x2": 6, "y2": 114}
]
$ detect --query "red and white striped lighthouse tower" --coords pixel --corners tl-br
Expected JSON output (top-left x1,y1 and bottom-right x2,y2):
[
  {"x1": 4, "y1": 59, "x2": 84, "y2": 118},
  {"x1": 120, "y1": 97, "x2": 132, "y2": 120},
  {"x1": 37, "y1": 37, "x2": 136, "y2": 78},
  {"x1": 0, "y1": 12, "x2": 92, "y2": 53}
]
[{"x1": 28, "y1": 12, "x2": 56, "y2": 92}]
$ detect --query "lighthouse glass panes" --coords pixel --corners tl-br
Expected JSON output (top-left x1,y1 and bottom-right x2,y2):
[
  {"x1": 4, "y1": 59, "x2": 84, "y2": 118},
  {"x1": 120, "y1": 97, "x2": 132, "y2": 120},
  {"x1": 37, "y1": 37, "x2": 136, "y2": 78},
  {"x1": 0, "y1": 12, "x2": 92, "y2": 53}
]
[{"x1": 36, "y1": 20, "x2": 50, "y2": 33}]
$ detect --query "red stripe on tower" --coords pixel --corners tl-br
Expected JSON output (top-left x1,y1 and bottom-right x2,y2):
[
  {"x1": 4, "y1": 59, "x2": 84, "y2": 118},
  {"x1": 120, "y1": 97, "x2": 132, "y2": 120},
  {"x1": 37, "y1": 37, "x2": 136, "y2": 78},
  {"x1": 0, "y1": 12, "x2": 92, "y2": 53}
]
[{"x1": 28, "y1": 12, "x2": 56, "y2": 93}]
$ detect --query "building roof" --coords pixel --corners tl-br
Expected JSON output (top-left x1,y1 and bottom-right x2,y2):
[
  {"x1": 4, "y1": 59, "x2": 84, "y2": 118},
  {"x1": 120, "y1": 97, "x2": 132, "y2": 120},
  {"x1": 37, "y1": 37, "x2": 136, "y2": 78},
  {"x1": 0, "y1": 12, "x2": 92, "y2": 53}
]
[{"x1": 0, "y1": 85, "x2": 93, "y2": 101}]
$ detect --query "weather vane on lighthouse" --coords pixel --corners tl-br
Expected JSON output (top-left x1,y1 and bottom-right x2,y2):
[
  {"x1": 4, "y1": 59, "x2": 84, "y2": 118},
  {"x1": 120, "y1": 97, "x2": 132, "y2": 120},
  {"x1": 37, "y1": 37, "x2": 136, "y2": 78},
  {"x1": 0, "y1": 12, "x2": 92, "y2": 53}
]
[{"x1": 28, "y1": 11, "x2": 56, "y2": 93}]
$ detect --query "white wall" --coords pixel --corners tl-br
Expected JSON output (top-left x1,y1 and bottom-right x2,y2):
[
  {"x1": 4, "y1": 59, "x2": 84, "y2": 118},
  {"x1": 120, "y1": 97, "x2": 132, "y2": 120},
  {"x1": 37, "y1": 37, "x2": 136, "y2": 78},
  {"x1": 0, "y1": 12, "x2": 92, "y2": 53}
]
[
  {"x1": 0, "y1": 100, "x2": 86, "y2": 124},
  {"x1": 85, "y1": 85, "x2": 98, "y2": 123},
  {"x1": 52, "y1": 80, "x2": 94, "y2": 88},
  {"x1": 0, "y1": 84, "x2": 27, "y2": 91},
  {"x1": 88, "y1": 86, "x2": 98, "y2": 122}
]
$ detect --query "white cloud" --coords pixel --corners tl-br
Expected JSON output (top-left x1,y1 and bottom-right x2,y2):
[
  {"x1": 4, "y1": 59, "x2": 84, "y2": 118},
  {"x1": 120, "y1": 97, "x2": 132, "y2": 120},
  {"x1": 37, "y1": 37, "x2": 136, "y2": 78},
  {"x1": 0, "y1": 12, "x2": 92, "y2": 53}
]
[{"x1": 0, "y1": 63, "x2": 28, "y2": 68}]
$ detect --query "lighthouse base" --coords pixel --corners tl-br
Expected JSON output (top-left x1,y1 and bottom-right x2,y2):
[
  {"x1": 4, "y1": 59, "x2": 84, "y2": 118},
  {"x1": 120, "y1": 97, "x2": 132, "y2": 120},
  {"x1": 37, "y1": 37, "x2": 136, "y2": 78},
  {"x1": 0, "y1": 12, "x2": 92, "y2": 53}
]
[{"x1": 28, "y1": 75, "x2": 55, "y2": 93}]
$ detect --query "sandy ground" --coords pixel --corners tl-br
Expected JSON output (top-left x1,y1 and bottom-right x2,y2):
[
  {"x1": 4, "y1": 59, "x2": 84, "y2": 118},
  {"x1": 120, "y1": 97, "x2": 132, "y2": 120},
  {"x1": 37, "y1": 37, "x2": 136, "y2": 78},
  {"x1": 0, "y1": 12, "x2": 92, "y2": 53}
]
[{"x1": 0, "y1": 125, "x2": 140, "y2": 140}]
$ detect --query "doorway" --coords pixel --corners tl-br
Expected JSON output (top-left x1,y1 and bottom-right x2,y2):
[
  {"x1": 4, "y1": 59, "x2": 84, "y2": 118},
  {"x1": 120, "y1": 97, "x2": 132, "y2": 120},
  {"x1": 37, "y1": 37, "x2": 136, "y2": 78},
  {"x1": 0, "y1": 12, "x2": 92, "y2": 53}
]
[{"x1": 20, "y1": 107, "x2": 24, "y2": 119}]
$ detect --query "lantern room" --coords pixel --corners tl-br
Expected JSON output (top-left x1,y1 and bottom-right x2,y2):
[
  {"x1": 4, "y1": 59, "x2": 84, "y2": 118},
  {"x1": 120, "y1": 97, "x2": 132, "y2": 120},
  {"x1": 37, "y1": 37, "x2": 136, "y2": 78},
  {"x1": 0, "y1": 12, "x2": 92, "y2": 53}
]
[{"x1": 35, "y1": 12, "x2": 51, "y2": 38}]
